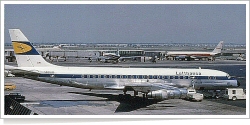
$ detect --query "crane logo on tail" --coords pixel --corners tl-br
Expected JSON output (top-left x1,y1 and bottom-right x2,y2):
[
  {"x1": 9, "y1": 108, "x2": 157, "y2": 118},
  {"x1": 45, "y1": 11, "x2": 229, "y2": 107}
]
[{"x1": 12, "y1": 42, "x2": 39, "y2": 55}]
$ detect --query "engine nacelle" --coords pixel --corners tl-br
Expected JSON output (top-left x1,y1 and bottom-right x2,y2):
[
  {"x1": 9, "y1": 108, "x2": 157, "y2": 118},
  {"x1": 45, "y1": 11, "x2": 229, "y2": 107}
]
[
  {"x1": 148, "y1": 89, "x2": 182, "y2": 100},
  {"x1": 148, "y1": 90, "x2": 168, "y2": 100},
  {"x1": 178, "y1": 88, "x2": 188, "y2": 99}
]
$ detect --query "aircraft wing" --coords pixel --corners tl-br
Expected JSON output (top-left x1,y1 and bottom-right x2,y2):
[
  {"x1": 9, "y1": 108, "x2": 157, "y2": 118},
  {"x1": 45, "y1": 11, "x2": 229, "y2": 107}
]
[
  {"x1": 125, "y1": 83, "x2": 178, "y2": 93},
  {"x1": 106, "y1": 82, "x2": 181, "y2": 93}
]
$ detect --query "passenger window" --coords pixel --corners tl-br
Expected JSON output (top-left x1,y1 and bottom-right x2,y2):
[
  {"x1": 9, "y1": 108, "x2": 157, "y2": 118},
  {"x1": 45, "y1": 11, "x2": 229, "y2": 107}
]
[
  {"x1": 142, "y1": 75, "x2": 145, "y2": 79},
  {"x1": 149, "y1": 75, "x2": 153, "y2": 79},
  {"x1": 163, "y1": 76, "x2": 168, "y2": 79},
  {"x1": 158, "y1": 75, "x2": 162, "y2": 79},
  {"x1": 117, "y1": 75, "x2": 120, "y2": 78},
  {"x1": 153, "y1": 75, "x2": 157, "y2": 79},
  {"x1": 112, "y1": 75, "x2": 116, "y2": 78},
  {"x1": 83, "y1": 75, "x2": 88, "y2": 78}
]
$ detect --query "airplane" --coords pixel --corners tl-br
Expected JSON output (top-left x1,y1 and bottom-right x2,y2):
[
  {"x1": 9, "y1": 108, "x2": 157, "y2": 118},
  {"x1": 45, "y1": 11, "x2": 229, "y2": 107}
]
[
  {"x1": 97, "y1": 50, "x2": 120, "y2": 63},
  {"x1": 6, "y1": 29, "x2": 239, "y2": 101},
  {"x1": 92, "y1": 50, "x2": 136, "y2": 63},
  {"x1": 166, "y1": 41, "x2": 224, "y2": 61}
]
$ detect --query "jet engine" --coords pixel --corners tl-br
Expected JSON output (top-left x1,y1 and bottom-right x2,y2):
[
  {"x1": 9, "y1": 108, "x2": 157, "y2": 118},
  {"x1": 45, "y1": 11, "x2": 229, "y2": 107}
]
[{"x1": 148, "y1": 89, "x2": 184, "y2": 100}]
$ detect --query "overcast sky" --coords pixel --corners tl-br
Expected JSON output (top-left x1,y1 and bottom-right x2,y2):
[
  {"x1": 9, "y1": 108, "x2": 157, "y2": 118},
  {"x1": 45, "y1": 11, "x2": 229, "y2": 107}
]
[{"x1": 4, "y1": 4, "x2": 246, "y2": 44}]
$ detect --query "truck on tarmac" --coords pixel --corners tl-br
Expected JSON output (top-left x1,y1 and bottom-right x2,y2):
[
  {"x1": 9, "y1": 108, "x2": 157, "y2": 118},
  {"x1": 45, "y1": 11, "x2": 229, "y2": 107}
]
[
  {"x1": 185, "y1": 88, "x2": 203, "y2": 101},
  {"x1": 4, "y1": 83, "x2": 16, "y2": 91},
  {"x1": 5, "y1": 93, "x2": 25, "y2": 102},
  {"x1": 202, "y1": 90, "x2": 225, "y2": 99},
  {"x1": 223, "y1": 88, "x2": 246, "y2": 101}
]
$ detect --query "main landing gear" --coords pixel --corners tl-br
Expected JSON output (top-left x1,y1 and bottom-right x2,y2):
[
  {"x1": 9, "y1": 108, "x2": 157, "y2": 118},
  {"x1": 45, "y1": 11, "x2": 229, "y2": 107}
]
[
  {"x1": 118, "y1": 90, "x2": 148, "y2": 101},
  {"x1": 118, "y1": 90, "x2": 131, "y2": 101}
]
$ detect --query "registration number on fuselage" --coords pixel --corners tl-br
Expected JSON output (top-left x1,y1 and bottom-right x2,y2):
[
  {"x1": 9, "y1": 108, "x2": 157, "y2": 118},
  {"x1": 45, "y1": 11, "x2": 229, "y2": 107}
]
[{"x1": 44, "y1": 71, "x2": 55, "y2": 74}]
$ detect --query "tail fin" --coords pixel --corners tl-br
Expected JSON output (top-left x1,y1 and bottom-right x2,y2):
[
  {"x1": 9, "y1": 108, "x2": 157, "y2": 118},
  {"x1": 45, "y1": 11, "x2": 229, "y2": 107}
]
[
  {"x1": 9, "y1": 29, "x2": 55, "y2": 67},
  {"x1": 212, "y1": 41, "x2": 223, "y2": 53}
]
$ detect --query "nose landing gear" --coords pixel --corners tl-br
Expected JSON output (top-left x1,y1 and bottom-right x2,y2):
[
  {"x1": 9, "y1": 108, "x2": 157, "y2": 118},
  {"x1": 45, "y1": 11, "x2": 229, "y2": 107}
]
[{"x1": 237, "y1": 81, "x2": 240, "y2": 87}]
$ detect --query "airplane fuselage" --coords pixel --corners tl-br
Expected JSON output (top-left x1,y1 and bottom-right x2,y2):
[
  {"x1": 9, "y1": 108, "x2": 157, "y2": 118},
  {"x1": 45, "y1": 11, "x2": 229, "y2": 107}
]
[
  {"x1": 167, "y1": 51, "x2": 217, "y2": 57},
  {"x1": 11, "y1": 65, "x2": 238, "y2": 92}
]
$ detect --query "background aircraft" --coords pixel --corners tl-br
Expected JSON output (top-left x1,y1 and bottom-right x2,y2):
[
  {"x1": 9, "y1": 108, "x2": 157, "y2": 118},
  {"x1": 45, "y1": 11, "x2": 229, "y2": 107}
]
[
  {"x1": 97, "y1": 50, "x2": 120, "y2": 63},
  {"x1": 166, "y1": 41, "x2": 223, "y2": 61}
]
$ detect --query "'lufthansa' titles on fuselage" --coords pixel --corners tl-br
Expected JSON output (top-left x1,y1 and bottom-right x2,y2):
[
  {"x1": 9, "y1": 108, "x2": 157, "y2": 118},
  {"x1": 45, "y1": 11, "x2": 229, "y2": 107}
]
[{"x1": 176, "y1": 71, "x2": 201, "y2": 76}]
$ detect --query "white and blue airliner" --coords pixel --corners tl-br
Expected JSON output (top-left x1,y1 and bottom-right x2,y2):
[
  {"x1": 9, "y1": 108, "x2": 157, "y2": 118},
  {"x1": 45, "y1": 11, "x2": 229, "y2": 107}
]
[{"x1": 6, "y1": 29, "x2": 239, "y2": 100}]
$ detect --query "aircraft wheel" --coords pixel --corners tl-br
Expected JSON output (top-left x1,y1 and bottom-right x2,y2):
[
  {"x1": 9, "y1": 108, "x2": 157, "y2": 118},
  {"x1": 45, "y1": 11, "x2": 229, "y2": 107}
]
[
  {"x1": 118, "y1": 94, "x2": 124, "y2": 101},
  {"x1": 232, "y1": 96, "x2": 237, "y2": 101},
  {"x1": 118, "y1": 94, "x2": 131, "y2": 101},
  {"x1": 215, "y1": 95, "x2": 220, "y2": 99},
  {"x1": 124, "y1": 94, "x2": 131, "y2": 100}
]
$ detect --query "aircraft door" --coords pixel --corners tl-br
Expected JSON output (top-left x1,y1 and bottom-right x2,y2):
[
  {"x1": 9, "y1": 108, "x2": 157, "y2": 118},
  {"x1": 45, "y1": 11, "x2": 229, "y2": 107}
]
[{"x1": 190, "y1": 76, "x2": 202, "y2": 88}]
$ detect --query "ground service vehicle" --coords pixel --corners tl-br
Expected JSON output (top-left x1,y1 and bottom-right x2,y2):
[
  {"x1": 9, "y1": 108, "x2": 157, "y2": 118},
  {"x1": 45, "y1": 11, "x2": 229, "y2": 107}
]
[
  {"x1": 185, "y1": 88, "x2": 203, "y2": 101},
  {"x1": 223, "y1": 88, "x2": 246, "y2": 100},
  {"x1": 5, "y1": 93, "x2": 25, "y2": 102},
  {"x1": 4, "y1": 83, "x2": 16, "y2": 91},
  {"x1": 202, "y1": 90, "x2": 225, "y2": 99}
]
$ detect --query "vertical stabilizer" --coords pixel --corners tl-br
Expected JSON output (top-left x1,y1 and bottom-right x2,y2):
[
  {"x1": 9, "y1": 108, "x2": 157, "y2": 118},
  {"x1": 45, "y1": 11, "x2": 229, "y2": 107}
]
[
  {"x1": 9, "y1": 29, "x2": 56, "y2": 67},
  {"x1": 212, "y1": 41, "x2": 223, "y2": 54}
]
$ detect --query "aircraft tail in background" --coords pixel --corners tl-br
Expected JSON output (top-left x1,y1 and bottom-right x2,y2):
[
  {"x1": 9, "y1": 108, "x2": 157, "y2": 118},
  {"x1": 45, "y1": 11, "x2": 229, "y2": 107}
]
[{"x1": 212, "y1": 41, "x2": 223, "y2": 54}]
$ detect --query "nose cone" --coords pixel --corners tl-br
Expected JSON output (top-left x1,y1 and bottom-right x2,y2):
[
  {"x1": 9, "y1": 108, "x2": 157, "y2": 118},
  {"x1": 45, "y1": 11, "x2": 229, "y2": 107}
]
[{"x1": 237, "y1": 81, "x2": 240, "y2": 87}]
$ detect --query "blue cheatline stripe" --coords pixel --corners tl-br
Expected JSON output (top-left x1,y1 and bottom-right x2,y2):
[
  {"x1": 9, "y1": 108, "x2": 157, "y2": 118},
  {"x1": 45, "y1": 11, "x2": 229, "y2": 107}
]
[
  {"x1": 39, "y1": 74, "x2": 82, "y2": 78},
  {"x1": 38, "y1": 74, "x2": 233, "y2": 80}
]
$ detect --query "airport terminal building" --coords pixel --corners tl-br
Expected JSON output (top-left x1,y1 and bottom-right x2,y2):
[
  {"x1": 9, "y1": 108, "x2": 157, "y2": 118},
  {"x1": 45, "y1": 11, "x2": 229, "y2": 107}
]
[{"x1": 4, "y1": 43, "x2": 246, "y2": 62}]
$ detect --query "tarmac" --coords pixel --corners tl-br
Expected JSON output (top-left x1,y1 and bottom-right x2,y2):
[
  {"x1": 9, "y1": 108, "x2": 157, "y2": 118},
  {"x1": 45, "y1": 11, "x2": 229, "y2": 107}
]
[{"x1": 3, "y1": 60, "x2": 247, "y2": 117}]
